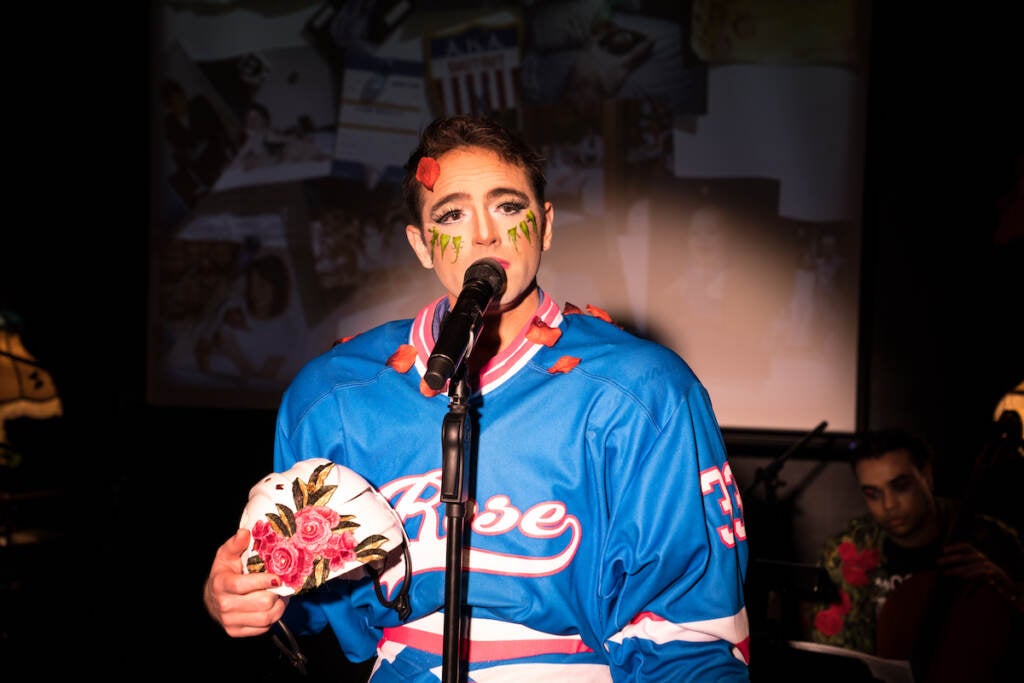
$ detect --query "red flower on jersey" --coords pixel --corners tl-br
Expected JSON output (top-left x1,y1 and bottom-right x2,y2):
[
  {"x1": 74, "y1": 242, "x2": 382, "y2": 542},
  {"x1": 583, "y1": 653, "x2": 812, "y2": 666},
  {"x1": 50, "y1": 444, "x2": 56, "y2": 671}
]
[
  {"x1": 526, "y1": 317, "x2": 562, "y2": 346},
  {"x1": 387, "y1": 344, "x2": 417, "y2": 373},
  {"x1": 548, "y1": 356, "x2": 581, "y2": 374}
]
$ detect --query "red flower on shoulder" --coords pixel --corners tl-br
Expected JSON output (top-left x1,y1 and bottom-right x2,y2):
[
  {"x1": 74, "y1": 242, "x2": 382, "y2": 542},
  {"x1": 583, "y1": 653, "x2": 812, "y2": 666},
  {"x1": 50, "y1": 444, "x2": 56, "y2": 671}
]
[
  {"x1": 526, "y1": 317, "x2": 562, "y2": 346},
  {"x1": 585, "y1": 304, "x2": 612, "y2": 323},
  {"x1": 419, "y1": 377, "x2": 442, "y2": 397},
  {"x1": 548, "y1": 356, "x2": 580, "y2": 374},
  {"x1": 386, "y1": 344, "x2": 417, "y2": 373}
]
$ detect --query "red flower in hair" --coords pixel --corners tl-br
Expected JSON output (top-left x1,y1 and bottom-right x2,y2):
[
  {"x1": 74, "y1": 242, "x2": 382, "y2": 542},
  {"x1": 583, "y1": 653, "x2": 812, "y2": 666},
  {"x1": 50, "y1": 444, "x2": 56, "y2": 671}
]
[{"x1": 416, "y1": 157, "x2": 440, "y2": 191}]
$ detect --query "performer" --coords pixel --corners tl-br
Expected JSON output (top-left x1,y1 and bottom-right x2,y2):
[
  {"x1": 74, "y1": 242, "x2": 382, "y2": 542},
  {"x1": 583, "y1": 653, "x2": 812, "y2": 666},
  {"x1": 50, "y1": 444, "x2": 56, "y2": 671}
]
[{"x1": 203, "y1": 114, "x2": 751, "y2": 681}]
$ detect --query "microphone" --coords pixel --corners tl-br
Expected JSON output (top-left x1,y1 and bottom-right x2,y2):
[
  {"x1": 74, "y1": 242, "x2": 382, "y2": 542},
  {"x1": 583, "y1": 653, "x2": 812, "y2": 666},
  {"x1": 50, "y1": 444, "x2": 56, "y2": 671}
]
[{"x1": 424, "y1": 258, "x2": 507, "y2": 391}]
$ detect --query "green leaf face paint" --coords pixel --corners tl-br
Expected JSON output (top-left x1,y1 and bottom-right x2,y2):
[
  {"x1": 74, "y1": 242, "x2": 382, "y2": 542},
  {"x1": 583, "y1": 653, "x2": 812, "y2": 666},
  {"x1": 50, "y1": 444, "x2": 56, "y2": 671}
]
[
  {"x1": 428, "y1": 227, "x2": 464, "y2": 262},
  {"x1": 430, "y1": 209, "x2": 537, "y2": 257},
  {"x1": 507, "y1": 210, "x2": 539, "y2": 252}
]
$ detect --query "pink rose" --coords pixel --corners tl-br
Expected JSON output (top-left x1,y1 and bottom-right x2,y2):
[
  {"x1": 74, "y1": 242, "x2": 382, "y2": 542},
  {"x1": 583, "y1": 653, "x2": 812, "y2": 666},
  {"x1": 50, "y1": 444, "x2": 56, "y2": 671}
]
[
  {"x1": 251, "y1": 519, "x2": 279, "y2": 553},
  {"x1": 294, "y1": 506, "x2": 340, "y2": 552},
  {"x1": 323, "y1": 530, "x2": 358, "y2": 571},
  {"x1": 264, "y1": 538, "x2": 314, "y2": 590}
]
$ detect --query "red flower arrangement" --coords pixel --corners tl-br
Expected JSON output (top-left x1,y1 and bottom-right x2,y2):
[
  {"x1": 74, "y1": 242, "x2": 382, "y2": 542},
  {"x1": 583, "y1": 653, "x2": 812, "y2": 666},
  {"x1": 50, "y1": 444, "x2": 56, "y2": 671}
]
[
  {"x1": 813, "y1": 588, "x2": 852, "y2": 636},
  {"x1": 836, "y1": 540, "x2": 880, "y2": 587}
]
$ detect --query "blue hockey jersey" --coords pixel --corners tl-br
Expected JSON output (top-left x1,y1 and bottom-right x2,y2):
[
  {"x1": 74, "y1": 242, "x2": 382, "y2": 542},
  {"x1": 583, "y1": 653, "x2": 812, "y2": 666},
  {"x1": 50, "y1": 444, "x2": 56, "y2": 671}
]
[{"x1": 275, "y1": 290, "x2": 750, "y2": 681}]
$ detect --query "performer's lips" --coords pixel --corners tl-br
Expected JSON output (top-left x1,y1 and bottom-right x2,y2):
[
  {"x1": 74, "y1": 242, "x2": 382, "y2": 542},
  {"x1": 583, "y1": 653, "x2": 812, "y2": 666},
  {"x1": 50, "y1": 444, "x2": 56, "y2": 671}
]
[{"x1": 494, "y1": 258, "x2": 511, "y2": 270}]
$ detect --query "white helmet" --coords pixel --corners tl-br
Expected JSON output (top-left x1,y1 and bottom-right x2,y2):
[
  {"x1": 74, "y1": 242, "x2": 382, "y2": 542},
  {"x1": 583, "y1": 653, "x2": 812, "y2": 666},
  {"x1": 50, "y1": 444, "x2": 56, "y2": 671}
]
[{"x1": 239, "y1": 458, "x2": 411, "y2": 618}]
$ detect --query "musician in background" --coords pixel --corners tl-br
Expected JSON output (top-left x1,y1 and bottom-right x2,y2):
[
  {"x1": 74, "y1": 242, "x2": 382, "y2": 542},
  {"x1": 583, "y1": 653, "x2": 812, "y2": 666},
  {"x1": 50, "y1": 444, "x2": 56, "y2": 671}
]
[{"x1": 808, "y1": 428, "x2": 1023, "y2": 682}]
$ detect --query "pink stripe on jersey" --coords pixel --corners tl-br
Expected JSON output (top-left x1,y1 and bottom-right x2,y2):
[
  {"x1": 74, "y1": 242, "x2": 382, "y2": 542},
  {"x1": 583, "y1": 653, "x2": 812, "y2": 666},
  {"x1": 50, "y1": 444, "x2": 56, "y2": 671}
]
[
  {"x1": 380, "y1": 621, "x2": 592, "y2": 662},
  {"x1": 408, "y1": 291, "x2": 563, "y2": 395}
]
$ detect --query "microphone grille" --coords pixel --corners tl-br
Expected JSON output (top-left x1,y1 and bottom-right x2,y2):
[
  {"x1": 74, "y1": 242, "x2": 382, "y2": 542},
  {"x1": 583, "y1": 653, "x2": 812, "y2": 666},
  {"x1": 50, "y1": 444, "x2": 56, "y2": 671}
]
[{"x1": 464, "y1": 258, "x2": 507, "y2": 294}]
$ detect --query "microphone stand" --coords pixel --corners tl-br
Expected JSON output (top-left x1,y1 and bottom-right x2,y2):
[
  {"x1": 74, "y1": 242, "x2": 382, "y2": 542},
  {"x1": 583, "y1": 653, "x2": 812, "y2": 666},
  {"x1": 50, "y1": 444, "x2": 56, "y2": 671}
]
[
  {"x1": 751, "y1": 420, "x2": 828, "y2": 503},
  {"x1": 746, "y1": 421, "x2": 830, "y2": 638},
  {"x1": 440, "y1": 366, "x2": 471, "y2": 683}
]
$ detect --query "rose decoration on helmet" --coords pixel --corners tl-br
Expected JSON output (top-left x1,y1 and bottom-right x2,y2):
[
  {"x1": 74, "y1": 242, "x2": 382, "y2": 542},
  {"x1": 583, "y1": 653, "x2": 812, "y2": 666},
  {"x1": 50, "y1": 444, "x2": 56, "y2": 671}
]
[{"x1": 240, "y1": 460, "x2": 403, "y2": 595}]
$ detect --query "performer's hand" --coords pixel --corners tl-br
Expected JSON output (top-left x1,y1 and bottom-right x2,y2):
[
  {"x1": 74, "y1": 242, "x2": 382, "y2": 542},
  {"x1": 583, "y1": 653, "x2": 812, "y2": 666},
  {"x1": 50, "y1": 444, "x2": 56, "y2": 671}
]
[{"x1": 203, "y1": 527, "x2": 290, "y2": 637}]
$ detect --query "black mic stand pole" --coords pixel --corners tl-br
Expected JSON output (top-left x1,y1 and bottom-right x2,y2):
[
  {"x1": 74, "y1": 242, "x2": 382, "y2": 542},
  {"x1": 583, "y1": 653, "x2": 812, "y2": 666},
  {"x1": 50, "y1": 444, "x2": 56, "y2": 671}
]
[
  {"x1": 440, "y1": 365, "x2": 471, "y2": 683},
  {"x1": 751, "y1": 420, "x2": 828, "y2": 502}
]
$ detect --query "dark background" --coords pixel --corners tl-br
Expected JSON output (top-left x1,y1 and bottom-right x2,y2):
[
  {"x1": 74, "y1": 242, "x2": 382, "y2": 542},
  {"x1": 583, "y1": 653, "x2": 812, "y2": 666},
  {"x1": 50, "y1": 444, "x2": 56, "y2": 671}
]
[{"x1": 0, "y1": 3, "x2": 1020, "y2": 679}]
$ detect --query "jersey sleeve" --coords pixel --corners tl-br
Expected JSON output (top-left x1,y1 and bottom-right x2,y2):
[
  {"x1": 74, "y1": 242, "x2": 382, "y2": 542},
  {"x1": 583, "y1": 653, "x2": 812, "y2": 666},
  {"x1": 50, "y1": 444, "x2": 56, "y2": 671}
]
[
  {"x1": 272, "y1": 382, "x2": 384, "y2": 663},
  {"x1": 599, "y1": 379, "x2": 751, "y2": 681}
]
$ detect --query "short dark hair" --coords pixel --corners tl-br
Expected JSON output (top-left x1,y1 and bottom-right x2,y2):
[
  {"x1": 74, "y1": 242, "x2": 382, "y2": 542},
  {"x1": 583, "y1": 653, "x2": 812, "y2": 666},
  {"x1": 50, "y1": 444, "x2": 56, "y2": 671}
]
[
  {"x1": 848, "y1": 428, "x2": 933, "y2": 471},
  {"x1": 401, "y1": 115, "x2": 547, "y2": 227}
]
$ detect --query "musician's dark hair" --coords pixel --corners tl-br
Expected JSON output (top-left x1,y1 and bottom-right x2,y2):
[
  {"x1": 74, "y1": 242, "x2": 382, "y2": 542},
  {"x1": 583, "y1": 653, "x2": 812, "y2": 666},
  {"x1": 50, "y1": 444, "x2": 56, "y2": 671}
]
[{"x1": 848, "y1": 428, "x2": 933, "y2": 471}]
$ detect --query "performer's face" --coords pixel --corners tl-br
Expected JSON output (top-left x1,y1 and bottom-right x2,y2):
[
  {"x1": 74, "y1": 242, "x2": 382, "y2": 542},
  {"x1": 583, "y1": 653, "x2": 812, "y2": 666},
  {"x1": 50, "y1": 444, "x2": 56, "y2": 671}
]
[{"x1": 406, "y1": 146, "x2": 554, "y2": 313}]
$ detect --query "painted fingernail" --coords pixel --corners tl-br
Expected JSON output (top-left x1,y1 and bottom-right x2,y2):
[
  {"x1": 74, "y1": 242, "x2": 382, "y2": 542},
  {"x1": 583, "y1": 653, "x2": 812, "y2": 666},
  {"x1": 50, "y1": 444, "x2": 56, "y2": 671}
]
[{"x1": 271, "y1": 578, "x2": 281, "y2": 587}]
